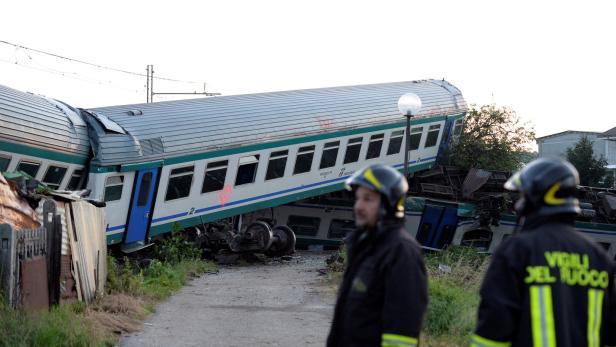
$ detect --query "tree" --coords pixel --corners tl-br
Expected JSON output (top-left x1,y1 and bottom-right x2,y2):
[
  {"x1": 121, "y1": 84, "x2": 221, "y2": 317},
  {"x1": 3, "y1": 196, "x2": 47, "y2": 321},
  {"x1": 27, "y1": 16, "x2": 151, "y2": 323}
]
[
  {"x1": 565, "y1": 136, "x2": 613, "y2": 187},
  {"x1": 448, "y1": 104, "x2": 536, "y2": 171}
]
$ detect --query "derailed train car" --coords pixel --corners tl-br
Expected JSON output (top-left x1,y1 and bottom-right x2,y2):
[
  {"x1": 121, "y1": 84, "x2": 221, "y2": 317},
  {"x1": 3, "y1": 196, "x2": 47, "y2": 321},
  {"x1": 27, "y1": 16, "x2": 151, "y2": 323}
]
[
  {"x1": 258, "y1": 173, "x2": 616, "y2": 259},
  {"x1": 0, "y1": 80, "x2": 468, "y2": 253}
]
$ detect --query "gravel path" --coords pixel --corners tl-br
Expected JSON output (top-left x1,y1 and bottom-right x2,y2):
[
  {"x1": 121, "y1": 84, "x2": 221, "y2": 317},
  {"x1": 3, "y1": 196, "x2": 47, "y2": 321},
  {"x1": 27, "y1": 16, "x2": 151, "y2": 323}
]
[{"x1": 120, "y1": 251, "x2": 336, "y2": 347}]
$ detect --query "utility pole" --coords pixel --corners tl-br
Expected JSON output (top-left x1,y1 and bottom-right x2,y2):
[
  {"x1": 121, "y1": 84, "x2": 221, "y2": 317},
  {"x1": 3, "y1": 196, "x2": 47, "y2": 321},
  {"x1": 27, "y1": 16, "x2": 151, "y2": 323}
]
[
  {"x1": 145, "y1": 65, "x2": 153, "y2": 103},
  {"x1": 145, "y1": 64, "x2": 219, "y2": 103},
  {"x1": 149, "y1": 64, "x2": 154, "y2": 103},
  {"x1": 146, "y1": 65, "x2": 149, "y2": 103}
]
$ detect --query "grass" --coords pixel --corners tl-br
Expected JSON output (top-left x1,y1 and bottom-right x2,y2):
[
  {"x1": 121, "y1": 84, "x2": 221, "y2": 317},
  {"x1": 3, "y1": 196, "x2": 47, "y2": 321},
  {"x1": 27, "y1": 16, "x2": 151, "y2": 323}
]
[
  {"x1": 0, "y1": 301, "x2": 99, "y2": 347},
  {"x1": 326, "y1": 245, "x2": 488, "y2": 347},
  {"x1": 422, "y1": 247, "x2": 487, "y2": 346},
  {"x1": 106, "y1": 256, "x2": 217, "y2": 301},
  {"x1": 0, "y1": 229, "x2": 218, "y2": 347}
]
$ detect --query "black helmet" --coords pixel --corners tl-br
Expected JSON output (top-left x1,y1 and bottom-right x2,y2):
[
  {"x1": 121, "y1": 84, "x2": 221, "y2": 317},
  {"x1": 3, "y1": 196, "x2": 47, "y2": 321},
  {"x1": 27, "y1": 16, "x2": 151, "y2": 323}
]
[
  {"x1": 504, "y1": 158, "x2": 580, "y2": 218},
  {"x1": 345, "y1": 164, "x2": 408, "y2": 219}
]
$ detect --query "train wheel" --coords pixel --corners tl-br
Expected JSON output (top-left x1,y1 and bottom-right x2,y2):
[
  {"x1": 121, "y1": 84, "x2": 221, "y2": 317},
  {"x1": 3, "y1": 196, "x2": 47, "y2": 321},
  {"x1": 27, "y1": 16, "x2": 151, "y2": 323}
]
[
  {"x1": 245, "y1": 221, "x2": 273, "y2": 251},
  {"x1": 266, "y1": 225, "x2": 296, "y2": 257}
]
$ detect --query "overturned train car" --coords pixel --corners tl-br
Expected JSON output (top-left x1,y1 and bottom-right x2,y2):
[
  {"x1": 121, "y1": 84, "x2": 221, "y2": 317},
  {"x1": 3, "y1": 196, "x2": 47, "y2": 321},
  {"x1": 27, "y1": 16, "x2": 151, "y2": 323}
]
[{"x1": 260, "y1": 175, "x2": 616, "y2": 259}]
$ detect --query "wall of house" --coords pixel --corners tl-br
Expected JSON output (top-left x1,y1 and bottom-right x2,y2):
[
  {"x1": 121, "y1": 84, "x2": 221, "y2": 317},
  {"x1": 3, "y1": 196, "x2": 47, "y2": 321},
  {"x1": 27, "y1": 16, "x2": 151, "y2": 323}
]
[{"x1": 537, "y1": 133, "x2": 603, "y2": 159}]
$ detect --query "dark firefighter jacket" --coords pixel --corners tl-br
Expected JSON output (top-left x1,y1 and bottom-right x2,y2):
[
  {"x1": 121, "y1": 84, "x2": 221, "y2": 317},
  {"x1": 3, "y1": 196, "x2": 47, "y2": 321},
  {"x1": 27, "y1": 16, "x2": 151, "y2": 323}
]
[
  {"x1": 327, "y1": 219, "x2": 428, "y2": 347},
  {"x1": 472, "y1": 219, "x2": 616, "y2": 347}
]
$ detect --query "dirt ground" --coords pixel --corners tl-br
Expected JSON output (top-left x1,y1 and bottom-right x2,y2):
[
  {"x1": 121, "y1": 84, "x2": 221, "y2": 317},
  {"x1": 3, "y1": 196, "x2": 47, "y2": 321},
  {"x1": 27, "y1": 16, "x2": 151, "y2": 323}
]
[{"x1": 120, "y1": 251, "x2": 336, "y2": 347}]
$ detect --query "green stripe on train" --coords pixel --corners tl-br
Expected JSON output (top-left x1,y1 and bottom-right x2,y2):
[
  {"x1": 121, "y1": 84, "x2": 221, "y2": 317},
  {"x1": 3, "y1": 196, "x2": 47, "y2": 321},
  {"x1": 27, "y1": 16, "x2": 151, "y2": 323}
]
[
  {"x1": 0, "y1": 140, "x2": 88, "y2": 165},
  {"x1": 107, "y1": 232, "x2": 123, "y2": 244},
  {"x1": 146, "y1": 161, "x2": 433, "y2": 238},
  {"x1": 90, "y1": 114, "x2": 460, "y2": 173},
  {"x1": 500, "y1": 213, "x2": 616, "y2": 232}
]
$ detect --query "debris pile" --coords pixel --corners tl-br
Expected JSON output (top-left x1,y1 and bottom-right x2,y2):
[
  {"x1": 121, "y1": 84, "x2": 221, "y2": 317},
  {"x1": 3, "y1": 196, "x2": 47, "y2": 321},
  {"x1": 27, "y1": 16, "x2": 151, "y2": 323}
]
[
  {"x1": 0, "y1": 172, "x2": 107, "y2": 310},
  {"x1": 409, "y1": 165, "x2": 616, "y2": 226}
]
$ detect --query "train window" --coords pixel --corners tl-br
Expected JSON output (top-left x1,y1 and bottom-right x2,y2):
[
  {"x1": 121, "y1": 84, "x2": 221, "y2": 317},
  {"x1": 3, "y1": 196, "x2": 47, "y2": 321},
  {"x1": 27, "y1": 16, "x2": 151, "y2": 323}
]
[
  {"x1": 319, "y1": 141, "x2": 340, "y2": 169},
  {"x1": 293, "y1": 145, "x2": 315, "y2": 175},
  {"x1": 328, "y1": 219, "x2": 355, "y2": 239},
  {"x1": 287, "y1": 215, "x2": 321, "y2": 236},
  {"x1": 0, "y1": 155, "x2": 10, "y2": 171},
  {"x1": 424, "y1": 124, "x2": 441, "y2": 148},
  {"x1": 598, "y1": 242, "x2": 611, "y2": 251},
  {"x1": 165, "y1": 165, "x2": 194, "y2": 201},
  {"x1": 343, "y1": 137, "x2": 362, "y2": 164},
  {"x1": 453, "y1": 119, "x2": 464, "y2": 136},
  {"x1": 66, "y1": 169, "x2": 84, "y2": 190},
  {"x1": 409, "y1": 127, "x2": 423, "y2": 150},
  {"x1": 104, "y1": 175, "x2": 124, "y2": 202},
  {"x1": 366, "y1": 134, "x2": 384, "y2": 159},
  {"x1": 386, "y1": 130, "x2": 405, "y2": 155},
  {"x1": 17, "y1": 160, "x2": 41, "y2": 178},
  {"x1": 202, "y1": 160, "x2": 228, "y2": 193},
  {"x1": 137, "y1": 172, "x2": 153, "y2": 206},
  {"x1": 460, "y1": 229, "x2": 492, "y2": 251},
  {"x1": 42, "y1": 166, "x2": 67, "y2": 190},
  {"x1": 266, "y1": 150, "x2": 288, "y2": 180},
  {"x1": 235, "y1": 155, "x2": 260, "y2": 186}
]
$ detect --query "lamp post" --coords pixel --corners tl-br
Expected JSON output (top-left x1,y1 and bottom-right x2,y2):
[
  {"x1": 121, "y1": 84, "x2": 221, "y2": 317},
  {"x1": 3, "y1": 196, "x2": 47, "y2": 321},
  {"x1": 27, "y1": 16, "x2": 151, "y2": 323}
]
[{"x1": 397, "y1": 93, "x2": 422, "y2": 180}]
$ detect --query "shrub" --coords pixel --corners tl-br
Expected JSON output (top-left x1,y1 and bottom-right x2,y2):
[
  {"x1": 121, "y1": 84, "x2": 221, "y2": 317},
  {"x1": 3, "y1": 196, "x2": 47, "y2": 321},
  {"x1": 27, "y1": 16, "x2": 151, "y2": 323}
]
[
  {"x1": 106, "y1": 256, "x2": 144, "y2": 296},
  {"x1": 154, "y1": 224, "x2": 202, "y2": 264}
]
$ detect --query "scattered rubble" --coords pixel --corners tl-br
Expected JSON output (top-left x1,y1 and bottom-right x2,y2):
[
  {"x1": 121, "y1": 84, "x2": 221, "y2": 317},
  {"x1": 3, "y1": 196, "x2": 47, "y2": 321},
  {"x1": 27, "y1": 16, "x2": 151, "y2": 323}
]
[{"x1": 0, "y1": 172, "x2": 107, "y2": 310}]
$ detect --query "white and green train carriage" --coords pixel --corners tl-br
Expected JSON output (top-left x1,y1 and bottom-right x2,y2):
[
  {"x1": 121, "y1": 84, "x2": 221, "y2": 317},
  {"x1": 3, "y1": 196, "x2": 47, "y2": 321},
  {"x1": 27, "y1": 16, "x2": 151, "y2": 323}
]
[
  {"x1": 257, "y1": 195, "x2": 616, "y2": 260},
  {"x1": 0, "y1": 84, "x2": 90, "y2": 191},
  {"x1": 0, "y1": 80, "x2": 468, "y2": 253},
  {"x1": 84, "y1": 80, "x2": 467, "y2": 251}
]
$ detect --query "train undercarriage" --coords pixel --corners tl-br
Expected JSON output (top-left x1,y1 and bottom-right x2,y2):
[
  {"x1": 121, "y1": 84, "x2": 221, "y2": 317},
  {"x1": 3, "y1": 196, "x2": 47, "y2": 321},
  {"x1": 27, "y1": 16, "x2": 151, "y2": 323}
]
[{"x1": 188, "y1": 214, "x2": 297, "y2": 257}]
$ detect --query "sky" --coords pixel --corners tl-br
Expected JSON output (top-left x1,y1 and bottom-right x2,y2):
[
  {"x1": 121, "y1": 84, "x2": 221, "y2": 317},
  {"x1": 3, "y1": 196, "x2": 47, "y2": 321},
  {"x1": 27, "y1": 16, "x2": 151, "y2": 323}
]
[{"x1": 1, "y1": 0, "x2": 615, "y2": 139}]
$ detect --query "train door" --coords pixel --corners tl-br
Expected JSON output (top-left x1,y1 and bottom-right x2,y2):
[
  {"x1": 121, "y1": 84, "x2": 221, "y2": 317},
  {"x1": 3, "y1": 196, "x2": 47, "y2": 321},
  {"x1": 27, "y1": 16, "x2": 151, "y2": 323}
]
[
  {"x1": 125, "y1": 168, "x2": 159, "y2": 244},
  {"x1": 415, "y1": 205, "x2": 443, "y2": 247},
  {"x1": 429, "y1": 206, "x2": 458, "y2": 249},
  {"x1": 415, "y1": 204, "x2": 459, "y2": 250}
]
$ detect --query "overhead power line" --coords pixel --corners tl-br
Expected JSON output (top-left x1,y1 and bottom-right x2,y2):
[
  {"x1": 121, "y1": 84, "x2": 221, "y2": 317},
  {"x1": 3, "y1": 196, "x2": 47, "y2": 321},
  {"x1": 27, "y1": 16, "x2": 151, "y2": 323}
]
[
  {"x1": 0, "y1": 39, "x2": 200, "y2": 84},
  {"x1": 0, "y1": 57, "x2": 144, "y2": 94}
]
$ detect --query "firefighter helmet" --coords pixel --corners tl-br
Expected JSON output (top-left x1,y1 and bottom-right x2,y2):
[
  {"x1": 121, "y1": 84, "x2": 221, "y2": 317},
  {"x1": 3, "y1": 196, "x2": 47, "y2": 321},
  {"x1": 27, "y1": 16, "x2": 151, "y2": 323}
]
[
  {"x1": 504, "y1": 158, "x2": 580, "y2": 218},
  {"x1": 345, "y1": 164, "x2": 408, "y2": 219}
]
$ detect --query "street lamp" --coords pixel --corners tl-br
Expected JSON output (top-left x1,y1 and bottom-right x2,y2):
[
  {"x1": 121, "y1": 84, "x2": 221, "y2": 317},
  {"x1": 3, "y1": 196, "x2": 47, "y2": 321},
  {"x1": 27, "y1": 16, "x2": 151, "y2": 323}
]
[{"x1": 397, "y1": 93, "x2": 422, "y2": 179}]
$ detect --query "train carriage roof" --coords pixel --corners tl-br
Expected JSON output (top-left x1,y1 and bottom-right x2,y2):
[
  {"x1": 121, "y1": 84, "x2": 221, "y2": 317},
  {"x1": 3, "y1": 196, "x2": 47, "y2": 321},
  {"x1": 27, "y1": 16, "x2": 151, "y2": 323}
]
[
  {"x1": 0, "y1": 84, "x2": 90, "y2": 162},
  {"x1": 87, "y1": 79, "x2": 467, "y2": 167}
]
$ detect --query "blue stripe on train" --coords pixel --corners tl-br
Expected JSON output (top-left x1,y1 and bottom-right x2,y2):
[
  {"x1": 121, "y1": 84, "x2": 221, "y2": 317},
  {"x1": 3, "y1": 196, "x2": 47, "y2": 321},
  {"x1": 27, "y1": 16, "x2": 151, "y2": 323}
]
[{"x1": 105, "y1": 157, "x2": 437, "y2": 232}]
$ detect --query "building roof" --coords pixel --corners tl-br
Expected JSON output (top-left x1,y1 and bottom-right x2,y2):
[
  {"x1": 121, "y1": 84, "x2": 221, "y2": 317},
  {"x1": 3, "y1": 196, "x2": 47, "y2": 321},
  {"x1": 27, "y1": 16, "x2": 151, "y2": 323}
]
[
  {"x1": 536, "y1": 130, "x2": 601, "y2": 142},
  {"x1": 0, "y1": 84, "x2": 90, "y2": 160},
  {"x1": 599, "y1": 126, "x2": 616, "y2": 138},
  {"x1": 87, "y1": 79, "x2": 468, "y2": 167}
]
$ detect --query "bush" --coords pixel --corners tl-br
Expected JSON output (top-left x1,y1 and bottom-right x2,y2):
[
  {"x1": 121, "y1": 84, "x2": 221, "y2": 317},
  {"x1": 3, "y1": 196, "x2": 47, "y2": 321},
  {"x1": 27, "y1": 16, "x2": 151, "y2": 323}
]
[
  {"x1": 106, "y1": 256, "x2": 144, "y2": 296},
  {"x1": 154, "y1": 224, "x2": 202, "y2": 264},
  {"x1": 106, "y1": 239, "x2": 216, "y2": 300}
]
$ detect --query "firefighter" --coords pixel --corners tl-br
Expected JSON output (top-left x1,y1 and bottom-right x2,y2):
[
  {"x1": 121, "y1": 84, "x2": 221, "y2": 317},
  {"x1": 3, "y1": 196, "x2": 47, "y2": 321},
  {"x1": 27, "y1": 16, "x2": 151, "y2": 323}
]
[
  {"x1": 327, "y1": 164, "x2": 428, "y2": 347},
  {"x1": 471, "y1": 158, "x2": 616, "y2": 347}
]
